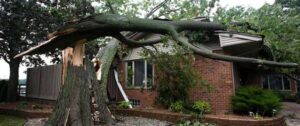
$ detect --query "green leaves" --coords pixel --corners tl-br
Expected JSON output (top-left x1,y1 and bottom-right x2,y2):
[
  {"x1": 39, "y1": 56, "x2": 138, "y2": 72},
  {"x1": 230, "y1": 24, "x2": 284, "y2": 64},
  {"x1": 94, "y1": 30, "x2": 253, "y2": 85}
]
[
  {"x1": 231, "y1": 86, "x2": 281, "y2": 116},
  {"x1": 214, "y1": 3, "x2": 300, "y2": 73}
]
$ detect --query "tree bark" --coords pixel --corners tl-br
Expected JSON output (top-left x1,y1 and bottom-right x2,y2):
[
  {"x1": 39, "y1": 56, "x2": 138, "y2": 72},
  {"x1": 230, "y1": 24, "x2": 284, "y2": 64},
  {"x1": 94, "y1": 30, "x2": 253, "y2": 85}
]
[
  {"x1": 46, "y1": 63, "x2": 92, "y2": 126},
  {"x1": 93, "y1": 40, "x2": 119, "y2": 124},
  {"x1": 6, "y1": 59, "x2": 21, "y2": 102}
]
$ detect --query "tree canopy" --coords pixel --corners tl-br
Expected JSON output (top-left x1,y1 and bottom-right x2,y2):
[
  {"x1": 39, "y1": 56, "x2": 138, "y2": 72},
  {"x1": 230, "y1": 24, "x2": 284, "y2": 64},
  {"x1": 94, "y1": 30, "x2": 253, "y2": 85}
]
[{"x1": 214, "y1": 1, "x2": 300, "y2": 72}]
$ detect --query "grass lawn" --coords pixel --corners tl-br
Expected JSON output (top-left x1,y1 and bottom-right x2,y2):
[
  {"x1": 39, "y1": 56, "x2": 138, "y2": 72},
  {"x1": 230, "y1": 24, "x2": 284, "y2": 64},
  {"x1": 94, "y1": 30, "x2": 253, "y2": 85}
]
[{"x1": 0, "y1": 114, "x2": 25, "y2": 126}]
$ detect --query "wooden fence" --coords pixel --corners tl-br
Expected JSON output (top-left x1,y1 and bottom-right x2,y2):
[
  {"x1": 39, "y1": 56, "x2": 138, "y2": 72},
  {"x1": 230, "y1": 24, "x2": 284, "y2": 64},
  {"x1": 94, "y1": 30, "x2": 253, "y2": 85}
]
[{"x1": 26, "y1": 64, "x2": 62, "y2": 100}]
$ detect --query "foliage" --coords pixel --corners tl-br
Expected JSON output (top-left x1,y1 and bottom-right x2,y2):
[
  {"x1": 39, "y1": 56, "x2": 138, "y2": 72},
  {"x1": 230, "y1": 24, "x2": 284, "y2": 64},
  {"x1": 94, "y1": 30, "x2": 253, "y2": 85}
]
[
  {"x1": 273, "y1": 90, "x2": 296, "y2": 102},
  {"x1": 118, "y1": 101, "x2": 132, "y2": 109},
  {"x1": 169, "y1": 101, "x2": 184, "y2": 112},
  {"x1": 178, "y1": 120, "x2": 216, "y2": 126},
  {"x1": 156, "y1": 0, "x2": 219, "y2": 20},
  {"x1": 93, "y1": 0, "x2": 219, "y2": 19},
  {"x1": 16, "y1": 101, "x2": 28, "y2": 110},
  {"x1": 213, "y1": 3, "x2": 300, "y2": 74},
  {"x1": 231, "y1": 86, "x2": 281, "y2": 116},
  {"x1": 0, "y1": 0, "x2": 63, "y2": 66},
  {"x1": 192, "y1": 101, "x2": 212, "y2": 115},
  {"x1": 142, "y1": 42, "x2": 209, "y2": 108},
  {"x1": 0, "y1": 80, "x2": 7, "y2": 102},
  {"x1": 0, "y1": 114, "x2": 25, "y2": 126}
]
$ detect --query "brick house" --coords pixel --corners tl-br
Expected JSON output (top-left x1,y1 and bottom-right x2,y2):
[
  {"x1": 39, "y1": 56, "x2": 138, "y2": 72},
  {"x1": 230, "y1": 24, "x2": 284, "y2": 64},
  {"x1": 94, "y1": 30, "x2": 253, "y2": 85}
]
[{"x1": 106, "y1": 31, "x2": 299, "y2": 115}]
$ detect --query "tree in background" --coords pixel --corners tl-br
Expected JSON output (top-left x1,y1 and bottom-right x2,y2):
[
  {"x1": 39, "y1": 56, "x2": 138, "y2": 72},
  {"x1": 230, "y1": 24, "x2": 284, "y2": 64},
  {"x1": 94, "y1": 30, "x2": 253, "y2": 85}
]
[
  {"x1": 213, "y1": 0, "x2": 300, "y2": 73},
  {"x1": 0, "y1": 0, "x2": 59, "y2": 101}
]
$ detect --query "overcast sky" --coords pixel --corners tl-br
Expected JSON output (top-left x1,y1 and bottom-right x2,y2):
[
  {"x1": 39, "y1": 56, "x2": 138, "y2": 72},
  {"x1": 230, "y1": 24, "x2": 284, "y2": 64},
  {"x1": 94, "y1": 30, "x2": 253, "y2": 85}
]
[{"x1": 0, "y1": 0, "x2": 275, "y2": 80}]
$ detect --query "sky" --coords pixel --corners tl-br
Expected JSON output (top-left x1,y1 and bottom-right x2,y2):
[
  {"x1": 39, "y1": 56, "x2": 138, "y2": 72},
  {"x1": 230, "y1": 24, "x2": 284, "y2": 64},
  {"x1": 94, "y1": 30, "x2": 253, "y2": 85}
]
[{"x1": 0, "y1": 0, "x2": 275, "y2": 80}]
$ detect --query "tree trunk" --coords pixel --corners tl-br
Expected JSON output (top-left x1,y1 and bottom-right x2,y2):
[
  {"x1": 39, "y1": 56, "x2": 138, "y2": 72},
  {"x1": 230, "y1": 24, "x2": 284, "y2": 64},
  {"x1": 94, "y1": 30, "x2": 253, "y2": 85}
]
[
  {"x1": 6, "y1": 59, "x2": 21, "y2": 102},
  {"x1": 46, "y1": 63, "x2": 92, "y2": 126},
  {"x1": 93, "y1": 40, "x2": 120, "y2": 125}
]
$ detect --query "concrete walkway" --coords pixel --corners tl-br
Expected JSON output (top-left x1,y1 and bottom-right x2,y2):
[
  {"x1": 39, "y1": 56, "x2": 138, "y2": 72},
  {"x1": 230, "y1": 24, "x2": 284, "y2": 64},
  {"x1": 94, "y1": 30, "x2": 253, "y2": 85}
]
[{"x1": 280, "y1": 102, "x2": 300, "y2": 126}]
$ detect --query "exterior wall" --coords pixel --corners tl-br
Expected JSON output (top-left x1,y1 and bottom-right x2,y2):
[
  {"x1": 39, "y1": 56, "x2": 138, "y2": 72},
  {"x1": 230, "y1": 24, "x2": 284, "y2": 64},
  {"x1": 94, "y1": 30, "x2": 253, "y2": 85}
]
[
  {"x1": 290, "y1": 79, "x2": 297, "y2": 94},
  {"x1": 115, "y1": 53, "x2": 234, "y2": 114},
  {"x1": 189, "y1": 55, "x2": 234, "y2": 114},
  {"x1": 243, "y1": 71, "x2": 298, "y2": 95},
  {"x1": 117, "y1": 62, "x2": 157, "y2": 108}
]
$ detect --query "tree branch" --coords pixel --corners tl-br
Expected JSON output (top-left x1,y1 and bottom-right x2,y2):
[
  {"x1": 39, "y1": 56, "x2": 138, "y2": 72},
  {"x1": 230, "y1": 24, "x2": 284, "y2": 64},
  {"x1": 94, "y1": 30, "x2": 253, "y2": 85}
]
[
  {"x1": 145, "y1": 0, "x2": 170, "y2": 18},
  {"x1": 113, "y1": 33, "x2": 162, "y2": 47},
  {"x1": 168, "y1": 28, "x2": 298, "y2": 67},
  {"x1": 14, "y1": 14, "x2": 298, "y2": 67},
  {"x1": 106, "y1": 0, "x2": 116, "y2": 14}
]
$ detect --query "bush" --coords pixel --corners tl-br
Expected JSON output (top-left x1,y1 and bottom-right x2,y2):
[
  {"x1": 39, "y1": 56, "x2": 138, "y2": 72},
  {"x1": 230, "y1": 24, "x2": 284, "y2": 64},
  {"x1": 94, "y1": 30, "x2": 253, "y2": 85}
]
[
  {"x1": 178, "y1": 120, "x2": 216, "y2": 126},
  {"x1": 192, "y1": 101, "x2": 211, "y2": 114},
  {"x1": 118, "y1": 101, "x2": 132, "y2": 109},
  {"x1": 169, "y1": 101, "x2": 184, "y2": 112},
  {"x1": 142, "y1": 44, "x2": 209, "y2": 108},
  {"x1": 16, "y1": 101, "x2": 28, "y2": 110},
  {"x1": 0, "y1": 80, "x2": 8, "y2": 102},
  {"x1": 273, "y1": 90, "x2": 295, "y2": 102},
  {"x1": 232, "y1": 86, "x2": 281, "y2": 116}
]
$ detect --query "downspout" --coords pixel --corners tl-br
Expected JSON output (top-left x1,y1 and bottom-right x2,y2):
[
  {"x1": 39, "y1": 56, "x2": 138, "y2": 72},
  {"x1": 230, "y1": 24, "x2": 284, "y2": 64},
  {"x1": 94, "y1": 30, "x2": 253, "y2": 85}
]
[{"x1": 113, "y1": 70, "x2": 133, "y2": 109}]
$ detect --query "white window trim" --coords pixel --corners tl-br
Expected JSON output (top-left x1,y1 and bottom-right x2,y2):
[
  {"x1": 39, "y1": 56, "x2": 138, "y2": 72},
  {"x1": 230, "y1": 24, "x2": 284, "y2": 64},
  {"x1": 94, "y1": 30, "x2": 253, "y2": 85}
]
[
  {"x1": 125, "y1": 60, "x2": 154, "y2": 89},
  {"x1": 263, "y1": 74, "x2": 291, "y2": 91}
]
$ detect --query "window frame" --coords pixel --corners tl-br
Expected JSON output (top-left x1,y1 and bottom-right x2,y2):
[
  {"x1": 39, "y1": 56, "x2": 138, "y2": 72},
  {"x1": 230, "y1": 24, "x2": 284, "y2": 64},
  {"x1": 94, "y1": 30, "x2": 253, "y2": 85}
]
[
  {"x1": 125, "y1": 60, "x2": 154, "y2": 89},
  {"x1": 262, "y1": 74, "x2": 291, "y2": 91}
]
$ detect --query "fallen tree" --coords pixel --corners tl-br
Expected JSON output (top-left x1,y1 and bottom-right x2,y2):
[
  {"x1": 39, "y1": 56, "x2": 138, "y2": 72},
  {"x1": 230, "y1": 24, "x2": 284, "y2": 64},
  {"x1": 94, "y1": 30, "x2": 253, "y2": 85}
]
[{"x1": 15, "y1": 14, "x2": 298, "y2": 126}]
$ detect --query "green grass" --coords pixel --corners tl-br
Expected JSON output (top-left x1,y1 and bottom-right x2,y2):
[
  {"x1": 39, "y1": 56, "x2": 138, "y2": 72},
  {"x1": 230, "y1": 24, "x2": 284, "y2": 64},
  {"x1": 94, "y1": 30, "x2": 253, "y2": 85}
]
[{"x1": 0, "y1": 115, "x2": 25, "y2": 126}]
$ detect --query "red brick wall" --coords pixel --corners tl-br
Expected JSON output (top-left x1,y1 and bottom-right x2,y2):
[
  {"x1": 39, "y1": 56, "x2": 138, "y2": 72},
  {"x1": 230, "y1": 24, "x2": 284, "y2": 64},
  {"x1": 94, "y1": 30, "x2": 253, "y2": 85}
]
[
  {"x1": 189, "y1": 55, "x2": 234, "y2": 114},
  {"x1": 117, "y1": 62, "x2": 157, "y2": 108},
  {"x1": 291, "y1": 79, "x2": 297, "y2": 94},
  {"x1": 117, "y1": 54, "x2": 234, "y2": 114}
]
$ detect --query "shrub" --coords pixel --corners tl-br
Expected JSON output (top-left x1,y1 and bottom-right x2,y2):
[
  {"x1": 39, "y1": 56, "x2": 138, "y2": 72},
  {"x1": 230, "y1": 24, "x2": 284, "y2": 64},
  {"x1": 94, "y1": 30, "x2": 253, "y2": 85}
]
[
  {"x1": 118, "y1": 101, "x2": 132, "y2": 109},
  {"x1": 232, "y1": 86, "x2": 281, "y2": 116},
  {"x1": 169, "y1": 101, "x2": 184, "y2": 112},
  {"x1": 16, "y1": 101, "x2": 28, "y2": 110},
  {"x1": 192, "y1": 101, "x2": 211, "y2": 114},
  {"x1": 143, "y1": 46, "x2": 209, "y2": 108},
  {"x1": 273, "y1": 90, "x2": 295, "y2": 102},
  {"x1": 0, "y1": 80, "x2": 8, "y2": 102},
  {"x1": 178, "y1": 120, "x2": 216, "y2": 126}
]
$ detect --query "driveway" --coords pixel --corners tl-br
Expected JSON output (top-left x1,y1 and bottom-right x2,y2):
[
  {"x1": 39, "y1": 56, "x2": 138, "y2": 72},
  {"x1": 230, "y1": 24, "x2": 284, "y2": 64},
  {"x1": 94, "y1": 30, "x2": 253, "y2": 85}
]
[{"x1": 280, "y1": 102, "x2": 300, "y2": 126}]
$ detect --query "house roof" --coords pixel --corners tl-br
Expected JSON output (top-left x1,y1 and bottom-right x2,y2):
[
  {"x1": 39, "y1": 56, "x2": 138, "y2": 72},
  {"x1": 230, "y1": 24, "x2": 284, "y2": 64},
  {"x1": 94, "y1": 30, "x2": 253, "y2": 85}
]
[{"x1": 121, "y1": 30, "x2": 266, "y2": 61}]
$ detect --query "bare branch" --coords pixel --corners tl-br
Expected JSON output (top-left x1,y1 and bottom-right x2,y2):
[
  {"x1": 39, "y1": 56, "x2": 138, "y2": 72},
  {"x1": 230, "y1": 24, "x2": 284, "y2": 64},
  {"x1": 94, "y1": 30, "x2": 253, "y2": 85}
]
[
  {"x1": 3, "y1": 55, "x2": 9, "y2": 63},
  {"x1": 145, "y1": 0, "x2": 170, "y2": 18},
  {"x1": 106, "y1": 0, "x2": 116, "y2": 14}
]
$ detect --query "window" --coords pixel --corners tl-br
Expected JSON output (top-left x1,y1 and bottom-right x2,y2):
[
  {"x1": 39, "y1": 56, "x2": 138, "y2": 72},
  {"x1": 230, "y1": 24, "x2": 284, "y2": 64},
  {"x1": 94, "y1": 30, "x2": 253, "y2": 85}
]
[
  {"x1": 125, "y1": 60, "x2": 154, "y2": 88},
  {"x1": 129, "y1": 99, "x2": 140, "y2": 107},
  {"x1": 262, "y1": 74, "x2": 290, "y2": 90}
]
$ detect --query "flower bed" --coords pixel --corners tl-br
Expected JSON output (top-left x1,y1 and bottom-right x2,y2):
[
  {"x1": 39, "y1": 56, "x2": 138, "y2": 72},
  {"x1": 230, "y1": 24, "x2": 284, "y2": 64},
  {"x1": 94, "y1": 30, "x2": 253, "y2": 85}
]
[{"x1": 112, "y1": 109, "x2": 286, "y2": 126}]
